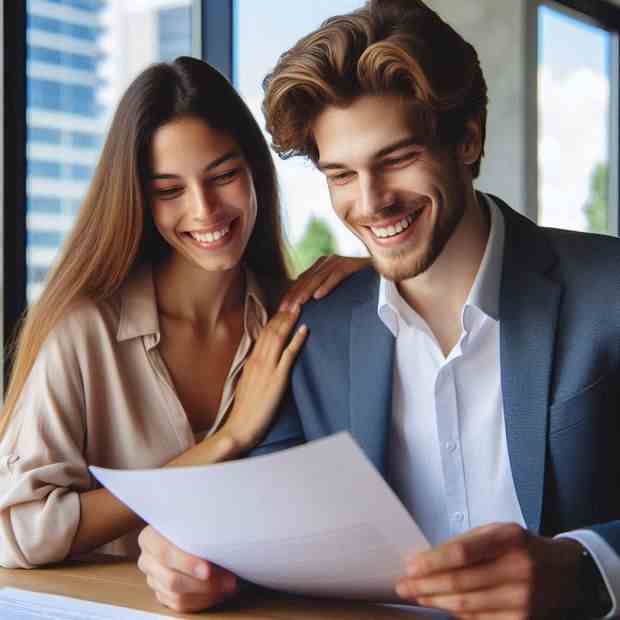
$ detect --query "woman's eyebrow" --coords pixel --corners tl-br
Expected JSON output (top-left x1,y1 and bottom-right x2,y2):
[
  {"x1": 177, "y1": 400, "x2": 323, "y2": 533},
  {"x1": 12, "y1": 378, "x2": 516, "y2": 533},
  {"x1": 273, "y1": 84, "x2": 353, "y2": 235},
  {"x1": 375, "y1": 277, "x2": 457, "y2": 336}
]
[{"x1": 151, "y1": 150, "x2": 243, "y2": 180}]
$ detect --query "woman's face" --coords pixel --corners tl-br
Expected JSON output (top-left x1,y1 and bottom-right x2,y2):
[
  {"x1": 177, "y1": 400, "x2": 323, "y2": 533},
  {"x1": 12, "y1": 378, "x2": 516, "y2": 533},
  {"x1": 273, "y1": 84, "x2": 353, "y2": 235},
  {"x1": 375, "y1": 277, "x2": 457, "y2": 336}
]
[{"x1": 149, "y1": 116, "x2": 257, "y2": 274}]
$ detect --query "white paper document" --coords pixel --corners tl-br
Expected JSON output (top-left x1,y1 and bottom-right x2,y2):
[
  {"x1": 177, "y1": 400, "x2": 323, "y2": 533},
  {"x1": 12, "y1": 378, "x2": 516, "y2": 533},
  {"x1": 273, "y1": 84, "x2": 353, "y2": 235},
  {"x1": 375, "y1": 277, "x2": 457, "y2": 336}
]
[
  {"x1": 90, "y1": 433, "x2": 429, "y2": 602},
  {"x1": 0, "y1": 588, "x2": 171, "y2": 619}
]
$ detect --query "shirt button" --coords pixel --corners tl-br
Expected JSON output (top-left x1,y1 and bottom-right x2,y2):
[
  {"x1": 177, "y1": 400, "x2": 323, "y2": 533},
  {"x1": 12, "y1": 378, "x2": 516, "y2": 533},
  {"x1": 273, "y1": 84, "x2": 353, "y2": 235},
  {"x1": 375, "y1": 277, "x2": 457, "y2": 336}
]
[
  {"x1": 446, "y1": 440, "x2": 457, "y2": 453},
  {"x1": 454, "y1": 512, "x2": 464, "y2": 522}
]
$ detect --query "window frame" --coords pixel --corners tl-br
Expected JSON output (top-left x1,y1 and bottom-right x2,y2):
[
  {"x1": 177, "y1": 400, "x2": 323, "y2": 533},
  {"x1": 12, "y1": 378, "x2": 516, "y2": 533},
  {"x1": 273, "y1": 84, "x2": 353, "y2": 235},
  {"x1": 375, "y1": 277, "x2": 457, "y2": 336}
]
[
  {"x1": 534, "y1": 0, "x2": 620, "y2": 234},
  {"x1": 2, "y1": 0, "x2": 233, "y2": 383}
]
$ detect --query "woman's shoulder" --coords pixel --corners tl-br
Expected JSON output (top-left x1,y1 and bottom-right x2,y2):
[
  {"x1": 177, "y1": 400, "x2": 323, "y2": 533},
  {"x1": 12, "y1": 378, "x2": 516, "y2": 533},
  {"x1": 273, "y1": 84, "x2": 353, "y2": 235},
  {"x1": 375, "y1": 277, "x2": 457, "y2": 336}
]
[
  {"x1": 48, "y1": 264, "x2": 155, "y2": 346},
  {"x1": 51, "y1": 294, "x2": 121, "y2": 341}
]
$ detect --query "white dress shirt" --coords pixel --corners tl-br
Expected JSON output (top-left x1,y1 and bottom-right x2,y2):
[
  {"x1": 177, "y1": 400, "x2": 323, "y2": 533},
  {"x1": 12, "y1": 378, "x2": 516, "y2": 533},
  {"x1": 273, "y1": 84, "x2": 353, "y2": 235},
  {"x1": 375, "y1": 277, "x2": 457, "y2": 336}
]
[{"x1": 378, "y1": 194, "x2": 619, "y2": 617}]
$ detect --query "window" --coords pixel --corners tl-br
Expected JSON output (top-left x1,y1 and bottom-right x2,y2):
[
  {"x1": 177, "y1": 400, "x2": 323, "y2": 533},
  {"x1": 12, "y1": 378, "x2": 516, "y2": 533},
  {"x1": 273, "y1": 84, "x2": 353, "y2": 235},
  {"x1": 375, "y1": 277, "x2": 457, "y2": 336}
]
[
  {"x1": 538, "y1": 2, "x2": 618, "y2": 234},
  {"x1": 27, "y1": 14, "x2": 101, "y2": 42},
  {"x1": 234, "y1": 0, "x2": 367, "y2": 274},
  {"x1": 28, "y1": 46, "x2": 99, "y2": 72},
  {"x1": 24, "y1": 0, "x2": 197, "y2": 302},
  {"x1": 28, "y1": 126, "x2": 62, "y2": 144}
]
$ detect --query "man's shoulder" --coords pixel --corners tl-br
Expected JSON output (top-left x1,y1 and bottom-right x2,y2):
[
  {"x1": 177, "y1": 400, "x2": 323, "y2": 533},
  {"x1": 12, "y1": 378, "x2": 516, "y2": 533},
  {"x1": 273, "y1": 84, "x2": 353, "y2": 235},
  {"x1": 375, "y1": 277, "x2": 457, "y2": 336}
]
[
  {"x1": 298, "y1": 265, "x2": 378, "y2": 327},
  {"x1": 542, "y1": 226, "x2": 620, "y2": 284}
]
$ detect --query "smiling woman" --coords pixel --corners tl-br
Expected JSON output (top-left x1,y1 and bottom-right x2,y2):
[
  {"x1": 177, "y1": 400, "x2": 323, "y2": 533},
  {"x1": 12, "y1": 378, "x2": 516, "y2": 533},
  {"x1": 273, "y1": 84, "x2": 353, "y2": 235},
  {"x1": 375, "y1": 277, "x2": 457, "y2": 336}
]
[
  {"x1": 149, "y1": 118, "x2": 257, "y2": 275},
  {"x1": 0, "y1": 57, "x2": 366, "y2": 572}
]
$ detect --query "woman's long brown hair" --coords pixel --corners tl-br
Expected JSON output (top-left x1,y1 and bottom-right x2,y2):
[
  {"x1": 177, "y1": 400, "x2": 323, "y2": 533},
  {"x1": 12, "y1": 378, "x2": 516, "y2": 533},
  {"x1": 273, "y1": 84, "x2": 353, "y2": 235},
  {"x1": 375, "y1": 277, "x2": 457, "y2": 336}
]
[{"x1": 1, "y1": 57, "x2": 289, "y2": 435}]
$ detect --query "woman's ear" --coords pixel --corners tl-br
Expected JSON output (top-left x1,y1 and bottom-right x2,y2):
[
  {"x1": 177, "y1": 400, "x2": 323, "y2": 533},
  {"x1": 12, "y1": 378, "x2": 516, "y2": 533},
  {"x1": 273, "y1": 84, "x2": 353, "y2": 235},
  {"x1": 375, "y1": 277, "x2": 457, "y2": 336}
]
[{"x1": 458, "y1": 118, "x2": 483, "y2": 167}]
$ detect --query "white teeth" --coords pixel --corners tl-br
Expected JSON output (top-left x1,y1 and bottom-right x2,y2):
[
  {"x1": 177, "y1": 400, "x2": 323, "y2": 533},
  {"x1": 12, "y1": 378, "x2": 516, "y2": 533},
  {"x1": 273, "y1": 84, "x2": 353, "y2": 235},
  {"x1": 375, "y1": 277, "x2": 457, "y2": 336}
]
[
  {"x1": 189, "y1": 225, "x2": 230, "y2": 244},
  {"x1": 371, "y1": 213, "x2": 418, "y2": 239}
]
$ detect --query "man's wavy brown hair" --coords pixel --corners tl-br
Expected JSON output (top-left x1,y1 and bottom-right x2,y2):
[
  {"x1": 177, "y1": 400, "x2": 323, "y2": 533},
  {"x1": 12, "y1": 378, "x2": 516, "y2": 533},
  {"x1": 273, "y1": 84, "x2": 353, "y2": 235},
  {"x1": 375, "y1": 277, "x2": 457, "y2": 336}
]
[{"x1": 263, "y1": 0, "x2": 488, "y2": 178}]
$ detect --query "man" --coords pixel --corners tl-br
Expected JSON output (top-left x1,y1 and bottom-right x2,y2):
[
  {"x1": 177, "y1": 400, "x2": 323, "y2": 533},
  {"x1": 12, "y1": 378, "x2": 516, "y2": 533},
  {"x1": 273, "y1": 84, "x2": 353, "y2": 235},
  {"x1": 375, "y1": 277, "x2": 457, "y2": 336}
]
[{"x1": 138, "y1": 1, "x2": 620, "y2": 617}]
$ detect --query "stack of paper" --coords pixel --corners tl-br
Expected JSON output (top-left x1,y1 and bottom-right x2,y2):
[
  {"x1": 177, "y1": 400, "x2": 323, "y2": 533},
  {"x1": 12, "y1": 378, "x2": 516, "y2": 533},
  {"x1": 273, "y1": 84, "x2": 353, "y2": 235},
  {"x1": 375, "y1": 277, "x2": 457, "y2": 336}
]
[{"x1": 0, "y1": 588, "x2": 171, "y2": 619}]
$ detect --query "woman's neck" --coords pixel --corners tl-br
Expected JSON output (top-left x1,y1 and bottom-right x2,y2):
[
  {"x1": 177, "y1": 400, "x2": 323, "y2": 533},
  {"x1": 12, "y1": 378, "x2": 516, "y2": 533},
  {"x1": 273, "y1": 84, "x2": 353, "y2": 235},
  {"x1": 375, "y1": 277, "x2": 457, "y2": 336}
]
[{"x1": 153, "y1": 254, "x2": 245, "y2": 330}]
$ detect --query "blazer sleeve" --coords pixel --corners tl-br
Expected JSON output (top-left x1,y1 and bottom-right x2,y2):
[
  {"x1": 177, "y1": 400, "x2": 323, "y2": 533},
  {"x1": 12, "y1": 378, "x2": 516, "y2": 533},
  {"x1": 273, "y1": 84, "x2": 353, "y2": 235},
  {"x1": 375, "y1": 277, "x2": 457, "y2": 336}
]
[{"x1": 0, "y1": 321, "x2": 91, "y2": 568}]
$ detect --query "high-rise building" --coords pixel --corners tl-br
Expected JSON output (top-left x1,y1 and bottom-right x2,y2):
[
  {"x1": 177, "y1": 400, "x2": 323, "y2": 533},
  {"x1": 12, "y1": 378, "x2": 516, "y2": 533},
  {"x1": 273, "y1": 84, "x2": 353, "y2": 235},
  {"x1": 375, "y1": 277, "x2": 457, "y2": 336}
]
[
  {"x1": 25, "y1": 0, "x2": 192, "y2": 302},
  {"x1": 26, "y1": 0, "x2": 106, "y2": 301}
]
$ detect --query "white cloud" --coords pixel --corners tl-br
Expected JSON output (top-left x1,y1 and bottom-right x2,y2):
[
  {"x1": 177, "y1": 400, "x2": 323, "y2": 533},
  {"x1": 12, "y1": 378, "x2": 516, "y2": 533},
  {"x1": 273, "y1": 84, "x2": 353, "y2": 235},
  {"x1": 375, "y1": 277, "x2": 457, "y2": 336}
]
[{"x1": 538, "y1": 65, "x2": 609, "y2": 230}]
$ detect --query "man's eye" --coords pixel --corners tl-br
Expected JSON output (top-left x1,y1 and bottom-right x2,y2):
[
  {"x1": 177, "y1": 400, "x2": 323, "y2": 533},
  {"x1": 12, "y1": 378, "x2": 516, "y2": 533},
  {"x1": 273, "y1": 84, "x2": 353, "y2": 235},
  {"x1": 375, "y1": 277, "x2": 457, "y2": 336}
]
[
  {"x1": 383, "y1": 152, "x2": 419, "y2": 168},
  {"x1": 327, "y1": 172, "x2": 354, "y2": 186},
  {"x1": 212, "y1": 169, "x2": 239, "y2": 185}
]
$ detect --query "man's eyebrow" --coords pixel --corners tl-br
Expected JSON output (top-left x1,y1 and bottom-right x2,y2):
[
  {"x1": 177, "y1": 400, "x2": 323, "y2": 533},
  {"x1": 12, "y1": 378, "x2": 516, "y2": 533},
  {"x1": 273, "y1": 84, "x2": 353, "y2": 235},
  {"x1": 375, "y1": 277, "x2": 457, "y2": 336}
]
[
  {"x1": 317, "y1": 137, "x2": 424, "y2": 171},
  {"x1": 151, "y1": 150, "x2": 242, "y2": 180}
]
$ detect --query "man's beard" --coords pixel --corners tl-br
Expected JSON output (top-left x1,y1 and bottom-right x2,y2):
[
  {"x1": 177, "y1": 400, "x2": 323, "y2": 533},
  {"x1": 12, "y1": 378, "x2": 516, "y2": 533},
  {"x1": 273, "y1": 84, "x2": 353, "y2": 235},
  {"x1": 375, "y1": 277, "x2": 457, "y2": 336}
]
[{"x1": 369, "y1": 194, "x2": 466, "y2": 283}]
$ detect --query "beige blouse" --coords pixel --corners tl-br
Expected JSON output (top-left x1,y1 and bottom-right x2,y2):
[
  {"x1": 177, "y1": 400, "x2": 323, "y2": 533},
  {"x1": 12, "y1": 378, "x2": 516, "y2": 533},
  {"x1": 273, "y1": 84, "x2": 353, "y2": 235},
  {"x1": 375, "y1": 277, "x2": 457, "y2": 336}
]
[{"x1": 0, "y1": 264, "x2": 268, "y2": 568}]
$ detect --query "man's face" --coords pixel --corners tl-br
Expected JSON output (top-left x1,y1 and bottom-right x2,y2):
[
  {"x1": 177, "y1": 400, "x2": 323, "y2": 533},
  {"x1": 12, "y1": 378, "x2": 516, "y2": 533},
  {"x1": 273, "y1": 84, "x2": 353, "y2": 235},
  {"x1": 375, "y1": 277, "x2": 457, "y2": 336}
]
[{"x1": 313, "y1": 94, "x2": 475, "y2": 282}]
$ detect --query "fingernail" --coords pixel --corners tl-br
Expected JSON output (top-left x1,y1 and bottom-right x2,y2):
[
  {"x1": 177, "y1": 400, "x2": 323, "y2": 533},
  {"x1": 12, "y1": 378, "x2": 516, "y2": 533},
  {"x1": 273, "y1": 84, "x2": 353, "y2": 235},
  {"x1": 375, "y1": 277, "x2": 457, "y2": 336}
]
[
  {"x1": 290, "y1": 303, "x2": 300, "y2": 313},
  {"x1": 193, "y1": 563, "x2": 209, "y2": 579},
  {"x1": 279, "y1": 303, "x2": 289, "y2": 312},
  {"x1": 406, "y1": 558, "x2": 423, "y2": 577},
  {"x1": 396, "y1": 581, "x2": 410, "y2": 598},
  {"x1": 223, "y1": 575, "x2": 237, "y2": 594}
]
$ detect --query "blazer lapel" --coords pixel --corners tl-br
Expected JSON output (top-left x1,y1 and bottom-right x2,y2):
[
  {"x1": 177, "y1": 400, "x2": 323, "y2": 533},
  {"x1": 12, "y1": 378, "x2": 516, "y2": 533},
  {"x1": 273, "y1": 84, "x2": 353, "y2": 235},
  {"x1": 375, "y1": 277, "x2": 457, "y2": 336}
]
[
  {"x1": 498, "y1": 200, "x2": 561, "y2": 533},
  {"x1": 349, "y1": 283, "x2": 395, "y2": 476}
]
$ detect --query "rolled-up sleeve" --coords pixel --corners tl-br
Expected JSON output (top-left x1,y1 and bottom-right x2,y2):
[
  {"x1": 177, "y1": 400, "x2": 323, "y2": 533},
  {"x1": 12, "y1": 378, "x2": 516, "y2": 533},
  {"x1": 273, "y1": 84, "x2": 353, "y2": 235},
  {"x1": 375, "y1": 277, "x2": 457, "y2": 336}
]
[{"x1": 0, "y1": 320, "x2": 91, "y2": 568}]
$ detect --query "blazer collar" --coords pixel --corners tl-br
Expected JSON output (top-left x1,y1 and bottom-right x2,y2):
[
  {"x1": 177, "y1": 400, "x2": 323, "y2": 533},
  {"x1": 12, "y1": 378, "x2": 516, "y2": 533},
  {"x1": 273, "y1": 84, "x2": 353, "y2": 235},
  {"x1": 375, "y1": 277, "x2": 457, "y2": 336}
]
[{"x1": 495, "y1": 196, "x2": 561, "y2": 533}]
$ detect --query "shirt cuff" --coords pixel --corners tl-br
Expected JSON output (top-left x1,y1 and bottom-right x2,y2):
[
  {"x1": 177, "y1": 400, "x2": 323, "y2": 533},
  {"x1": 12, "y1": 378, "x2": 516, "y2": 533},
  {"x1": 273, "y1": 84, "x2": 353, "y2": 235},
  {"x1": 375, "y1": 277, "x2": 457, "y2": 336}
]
[{"x1": 557, "y1": 529, "x2": 620, "y2": 619}]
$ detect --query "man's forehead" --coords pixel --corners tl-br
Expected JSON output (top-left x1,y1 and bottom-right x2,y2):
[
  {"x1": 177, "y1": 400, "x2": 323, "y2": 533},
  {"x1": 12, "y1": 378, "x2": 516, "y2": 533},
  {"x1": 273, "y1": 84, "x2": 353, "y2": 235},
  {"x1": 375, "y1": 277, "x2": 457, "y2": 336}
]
[{"x1": 313, "y1": 94, "x2": 422, "y2": 167}]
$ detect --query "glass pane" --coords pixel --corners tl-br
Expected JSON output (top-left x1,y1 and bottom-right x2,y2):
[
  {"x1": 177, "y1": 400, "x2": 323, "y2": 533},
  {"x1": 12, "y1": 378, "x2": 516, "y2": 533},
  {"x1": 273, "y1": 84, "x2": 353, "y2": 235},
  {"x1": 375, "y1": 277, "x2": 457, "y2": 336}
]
[
  {"x1": 234, "y1": 0, "x2": 367, "y2": 275},
  {"x1": 538, "y1": 4, "x2": 611, "y2": 233},
  {"x1": 26, "y1": 0, "x2": 195, "y2": 302}
]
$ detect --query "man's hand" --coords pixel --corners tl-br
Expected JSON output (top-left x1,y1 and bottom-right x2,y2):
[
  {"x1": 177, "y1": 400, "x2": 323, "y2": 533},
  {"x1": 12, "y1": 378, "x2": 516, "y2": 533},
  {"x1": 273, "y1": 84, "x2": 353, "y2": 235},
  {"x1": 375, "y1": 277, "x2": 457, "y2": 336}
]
[
  {"x1": 396, "y1": 523, "x2": 583, "y2": 619},
  {"x1": 138, "y1": 526, "x2": 238, "y2": 612}
]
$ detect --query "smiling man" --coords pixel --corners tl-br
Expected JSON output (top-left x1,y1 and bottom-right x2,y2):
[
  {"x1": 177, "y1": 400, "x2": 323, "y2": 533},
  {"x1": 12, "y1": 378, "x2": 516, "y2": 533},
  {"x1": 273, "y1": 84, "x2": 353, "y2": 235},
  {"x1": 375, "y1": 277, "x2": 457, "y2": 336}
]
[{"x1": 138, "y1": 1, "x2": 620, "y2": 617}]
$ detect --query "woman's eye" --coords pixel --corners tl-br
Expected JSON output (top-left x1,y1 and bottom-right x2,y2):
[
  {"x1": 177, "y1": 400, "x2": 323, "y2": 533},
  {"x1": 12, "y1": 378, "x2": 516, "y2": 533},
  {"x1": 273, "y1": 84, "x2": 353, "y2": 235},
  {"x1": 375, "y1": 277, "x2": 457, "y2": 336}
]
[
  {"x1": 153, "y1": 187, "x2": 182, "y2": 199},
  {"x1": 212, "y1": 169, "x2": 239, "y2": 185}
]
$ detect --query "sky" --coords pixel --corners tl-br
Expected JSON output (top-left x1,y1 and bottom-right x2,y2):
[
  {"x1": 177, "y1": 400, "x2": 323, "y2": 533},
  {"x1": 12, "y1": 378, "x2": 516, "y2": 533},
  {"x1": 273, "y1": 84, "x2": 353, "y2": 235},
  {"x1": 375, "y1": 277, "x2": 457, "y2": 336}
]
[{"x1": 537, "y1": 5, "x2": 610, "y2": 232}]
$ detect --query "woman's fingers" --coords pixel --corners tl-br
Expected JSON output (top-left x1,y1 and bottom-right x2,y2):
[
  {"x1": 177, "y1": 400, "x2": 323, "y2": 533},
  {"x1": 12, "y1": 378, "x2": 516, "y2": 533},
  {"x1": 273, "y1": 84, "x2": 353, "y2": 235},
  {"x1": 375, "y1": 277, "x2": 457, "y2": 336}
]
[
  {"x1": 280, "y1": 255, "x2": 330, "y2": 310},
  {"x1": 312, "y1": 256, "x2": 371, "y2": 300},
  {"x1": 255, "y1": 305, "x2": 301, "y2": 362},
  {"x1": 279, "y1": 324, "x2": 309, "y2": 369}
]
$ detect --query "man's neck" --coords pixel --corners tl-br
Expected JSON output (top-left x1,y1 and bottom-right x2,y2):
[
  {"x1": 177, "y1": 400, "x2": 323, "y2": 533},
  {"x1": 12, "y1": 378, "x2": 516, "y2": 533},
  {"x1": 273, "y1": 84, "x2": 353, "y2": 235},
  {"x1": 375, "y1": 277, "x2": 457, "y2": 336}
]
[{"x1": 397, "y1": 193, "x2": 491, "y2": 355}]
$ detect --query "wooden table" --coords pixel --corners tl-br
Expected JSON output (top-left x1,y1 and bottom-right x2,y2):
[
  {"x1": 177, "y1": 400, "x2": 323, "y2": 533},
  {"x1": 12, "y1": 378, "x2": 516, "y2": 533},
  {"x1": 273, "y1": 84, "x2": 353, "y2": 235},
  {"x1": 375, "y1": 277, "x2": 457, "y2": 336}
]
[{"x1": 0, "y1": 556, "x2": 445, "y2": 619}]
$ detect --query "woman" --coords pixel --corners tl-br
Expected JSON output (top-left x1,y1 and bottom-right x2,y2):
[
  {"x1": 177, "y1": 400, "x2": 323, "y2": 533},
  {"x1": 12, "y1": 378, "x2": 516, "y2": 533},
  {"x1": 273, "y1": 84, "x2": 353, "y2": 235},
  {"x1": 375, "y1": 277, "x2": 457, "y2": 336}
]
[{"x1": 0, "y1": 57, "x2": 366, "y2": 568}]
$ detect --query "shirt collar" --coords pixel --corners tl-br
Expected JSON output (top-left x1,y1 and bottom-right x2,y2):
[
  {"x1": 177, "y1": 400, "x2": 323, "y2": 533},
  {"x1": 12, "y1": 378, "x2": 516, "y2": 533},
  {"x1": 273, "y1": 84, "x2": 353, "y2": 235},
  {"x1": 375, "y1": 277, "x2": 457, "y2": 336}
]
[
  {"x1": 377, "y1": 192, "x2": 505, "y2": 336},
  {"x1": 463, "y1": 193, "x2": 504, "y2": 322},
  {"x1": 117, "y1": 263, "x2": 269, "y2": 345}
]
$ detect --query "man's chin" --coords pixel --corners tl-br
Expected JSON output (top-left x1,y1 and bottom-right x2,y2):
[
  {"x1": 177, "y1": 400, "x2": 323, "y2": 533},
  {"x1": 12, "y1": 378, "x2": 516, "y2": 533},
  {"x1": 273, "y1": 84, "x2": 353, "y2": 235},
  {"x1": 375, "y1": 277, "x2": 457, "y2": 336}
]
[{"x1": 370, "y1": 251, "x2": 431, "y2": 283}]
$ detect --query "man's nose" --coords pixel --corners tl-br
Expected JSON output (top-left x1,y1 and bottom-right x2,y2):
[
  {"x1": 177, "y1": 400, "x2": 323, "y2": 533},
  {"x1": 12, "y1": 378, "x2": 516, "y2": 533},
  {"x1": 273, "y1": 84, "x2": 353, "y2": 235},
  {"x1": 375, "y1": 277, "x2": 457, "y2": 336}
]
[{"x1": 358, "y1": 174, "x2": 394, "y2": 216}]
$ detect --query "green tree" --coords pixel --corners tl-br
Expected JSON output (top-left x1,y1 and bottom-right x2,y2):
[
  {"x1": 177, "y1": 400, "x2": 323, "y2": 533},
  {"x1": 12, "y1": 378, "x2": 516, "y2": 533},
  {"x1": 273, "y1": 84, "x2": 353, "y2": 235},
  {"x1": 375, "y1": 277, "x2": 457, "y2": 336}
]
[
  {"x1": 583, "y1": 162, "x2": 608, "y2": 234},
  {"x1": 290, "y1": 216, "x2": 337, "y2": 276}
]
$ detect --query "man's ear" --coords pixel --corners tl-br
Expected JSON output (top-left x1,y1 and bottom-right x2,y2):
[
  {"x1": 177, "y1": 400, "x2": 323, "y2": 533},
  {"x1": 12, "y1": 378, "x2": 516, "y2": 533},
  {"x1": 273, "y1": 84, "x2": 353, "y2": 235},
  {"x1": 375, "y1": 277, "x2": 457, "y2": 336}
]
[{"x1": 458, "y1": 118, "x2": 483, "y2": 167}]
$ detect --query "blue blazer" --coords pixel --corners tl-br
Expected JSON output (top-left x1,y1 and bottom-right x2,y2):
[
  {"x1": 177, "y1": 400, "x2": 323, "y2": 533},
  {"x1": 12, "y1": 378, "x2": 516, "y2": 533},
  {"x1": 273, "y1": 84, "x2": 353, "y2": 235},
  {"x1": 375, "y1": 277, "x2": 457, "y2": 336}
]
[{"x1": 252, "y1": 197, "x2": 620, "y2": 554}]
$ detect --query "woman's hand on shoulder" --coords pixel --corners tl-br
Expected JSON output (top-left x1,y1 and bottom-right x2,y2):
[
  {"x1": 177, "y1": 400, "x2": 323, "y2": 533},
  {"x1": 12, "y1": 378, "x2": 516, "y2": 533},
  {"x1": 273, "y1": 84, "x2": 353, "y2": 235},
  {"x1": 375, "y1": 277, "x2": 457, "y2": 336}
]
[
  {"x1": 220, "y1": 305, "x2": 308, "y2": 452},
  {"x1": 280, "y1": 255, "x2": 371, "y2": 311}
]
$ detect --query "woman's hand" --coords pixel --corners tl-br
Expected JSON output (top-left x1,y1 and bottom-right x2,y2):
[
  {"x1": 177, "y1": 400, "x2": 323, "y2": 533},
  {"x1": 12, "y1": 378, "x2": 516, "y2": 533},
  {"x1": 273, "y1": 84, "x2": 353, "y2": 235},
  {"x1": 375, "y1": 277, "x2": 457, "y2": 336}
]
[
  {"x1": 220, "y1": 305, "x2": 308, "y2": 452},
  {"x1": 280, "y1": 255, "x2": 371, "y2": 311}
]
